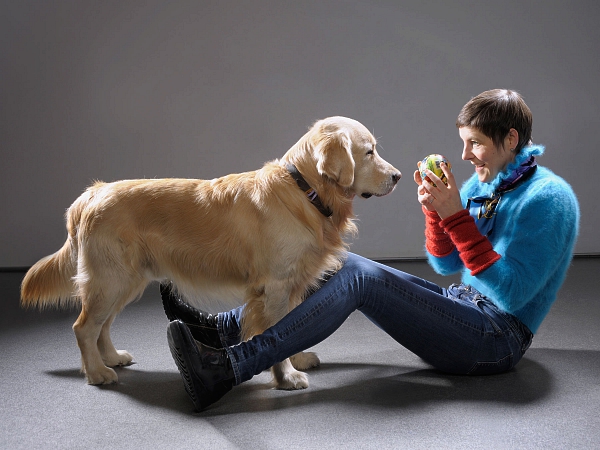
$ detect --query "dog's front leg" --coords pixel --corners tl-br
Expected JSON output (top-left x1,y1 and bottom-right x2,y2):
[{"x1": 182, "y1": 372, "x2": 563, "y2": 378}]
[
  {"x1": 289, "y1": 352, "x2": 320, "y2": 371},
  {"x1": 271, "y1": 358, "x2": 309, "y2": 390},
  {"x1": 244, "y1": 282, "x2": 313, "y2": 390}
]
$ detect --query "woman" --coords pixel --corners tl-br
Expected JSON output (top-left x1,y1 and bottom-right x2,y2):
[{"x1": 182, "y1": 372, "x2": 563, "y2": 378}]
[{"x1": 163, "y1": 89, "x2": 580, "y2": 411}]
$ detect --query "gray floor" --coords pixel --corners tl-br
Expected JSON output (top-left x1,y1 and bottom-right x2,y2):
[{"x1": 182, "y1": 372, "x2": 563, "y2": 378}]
[{"x1": 1, "y1": 258, "x2": 599, "y2": 449}]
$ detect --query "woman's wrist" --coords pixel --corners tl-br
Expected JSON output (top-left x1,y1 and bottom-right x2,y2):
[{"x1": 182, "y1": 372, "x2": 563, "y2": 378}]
[{"x1": 423, "y1": 206, "x2": 455, "y2": 257}]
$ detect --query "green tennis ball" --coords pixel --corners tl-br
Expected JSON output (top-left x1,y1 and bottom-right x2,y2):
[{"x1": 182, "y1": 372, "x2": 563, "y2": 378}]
[{"x1": 419, "y1": 154, "x2": 451, "y2": 186}]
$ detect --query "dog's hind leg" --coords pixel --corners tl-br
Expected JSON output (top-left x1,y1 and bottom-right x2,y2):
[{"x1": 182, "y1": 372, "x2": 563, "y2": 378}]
[
  {"x1": 73, "y1": 275, "x2": 144, "y2": 384},
  {"x1": 97, "y1": 312, "x2": 134, "y2": 368},
  {"x1": 73, "y1": 302, "x2": 120, "y2": 385}
]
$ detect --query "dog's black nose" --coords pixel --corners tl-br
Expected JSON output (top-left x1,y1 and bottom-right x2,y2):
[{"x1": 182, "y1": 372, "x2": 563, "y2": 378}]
[{"x1": 391, "y1": 172, "x2": 402, "y2": 184}]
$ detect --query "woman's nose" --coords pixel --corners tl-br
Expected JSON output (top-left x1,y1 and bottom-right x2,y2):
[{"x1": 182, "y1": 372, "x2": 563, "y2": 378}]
[{"x1": 461, "y1": 145, "x2": 471, "y2": 161}]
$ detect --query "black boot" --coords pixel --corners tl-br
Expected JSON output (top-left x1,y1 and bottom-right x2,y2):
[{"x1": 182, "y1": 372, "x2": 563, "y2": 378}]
[
  {"x1": 167, "y1": 320, "x2": 235, "y2": 411},
  {"x1": 160, "y1": 282, "x2": 223, "y2": 349}
]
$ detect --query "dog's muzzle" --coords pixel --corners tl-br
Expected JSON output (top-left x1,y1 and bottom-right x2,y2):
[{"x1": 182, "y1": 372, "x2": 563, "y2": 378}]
[{"x1": 360, "y1": 171, "x2": 402, "y2": 199}]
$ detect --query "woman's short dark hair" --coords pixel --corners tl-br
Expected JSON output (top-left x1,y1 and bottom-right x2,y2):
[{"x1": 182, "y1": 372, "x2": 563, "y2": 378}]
[{"x1": 456, "y1": 89, "x2": 533, "y2": 152}]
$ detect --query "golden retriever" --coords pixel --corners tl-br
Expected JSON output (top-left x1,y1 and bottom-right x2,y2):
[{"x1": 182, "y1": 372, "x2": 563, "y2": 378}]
[{"x1": 20, "y1": 116, "x2": 401, "y2": 389}]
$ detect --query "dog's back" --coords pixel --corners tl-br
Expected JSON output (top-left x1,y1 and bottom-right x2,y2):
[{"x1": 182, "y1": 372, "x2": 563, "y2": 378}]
[{"x1": 22, "y1": 164, "x2": 342, "y2": 313}]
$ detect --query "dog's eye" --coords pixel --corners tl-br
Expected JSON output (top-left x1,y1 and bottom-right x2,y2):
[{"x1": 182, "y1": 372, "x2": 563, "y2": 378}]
[{"x1": 366, "y1": 149, "x2": 375, "y2": 155}]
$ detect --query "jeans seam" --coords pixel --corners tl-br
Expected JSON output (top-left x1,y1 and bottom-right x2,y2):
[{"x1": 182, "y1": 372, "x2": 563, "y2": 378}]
[
  {"x1": 467, "y1": 352, "x2": 514, "y2": 375},
  {"x1": 225, "y1": 344, "x2": 241, "y2": 385},
  {"x1": 216, "y1": 313, "x2": 226, "y2": 348}
]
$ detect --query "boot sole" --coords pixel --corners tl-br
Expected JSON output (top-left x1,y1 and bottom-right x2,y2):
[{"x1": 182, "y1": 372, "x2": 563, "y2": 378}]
[{"x1": 167, "y1": 321, "x2": 207, "y2": 411}]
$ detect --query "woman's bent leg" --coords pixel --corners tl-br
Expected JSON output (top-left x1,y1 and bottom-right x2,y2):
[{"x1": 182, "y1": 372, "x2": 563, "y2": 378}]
[
  {"x1": 228, "y1": 254, "x2": 442, "y2": 383},
  {"x1": 228, "y1": 253, "x2": 525, "y2": 384},
  {"x1": 340, "y1": 256, "x2": 526, "y2": 375},
  {"x1": 226, "y1": 263, "x2": 361, "y2": 383}
]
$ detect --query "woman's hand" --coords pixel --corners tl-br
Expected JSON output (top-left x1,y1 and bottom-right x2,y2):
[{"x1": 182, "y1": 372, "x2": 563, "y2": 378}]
[
  {"x1": 414, "y1": 168, "x2": 436, "y2": 212},
  {"x1": 414, "y1": 162, "x2": 463, "y2": 219}
]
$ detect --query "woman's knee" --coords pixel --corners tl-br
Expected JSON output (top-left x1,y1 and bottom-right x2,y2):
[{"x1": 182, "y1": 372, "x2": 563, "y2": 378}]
[{"x1": 342, "y1": 253, "x2": 378, "y2": 276}]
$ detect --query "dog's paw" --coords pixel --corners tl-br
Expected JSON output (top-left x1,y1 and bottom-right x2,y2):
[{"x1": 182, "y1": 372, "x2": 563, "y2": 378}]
[
  {"x1": 103, "y1": 350, "x2": 134, "y2": 368},
  {"x1": 290, "y1": 352, "x2": 320, "y2": 370},
  {"x1": 276, "y1": 370, "x2": 309, "y2": 390},
  {"x1": 85, "y1": 366, "x2": 118, "y2": 385}
]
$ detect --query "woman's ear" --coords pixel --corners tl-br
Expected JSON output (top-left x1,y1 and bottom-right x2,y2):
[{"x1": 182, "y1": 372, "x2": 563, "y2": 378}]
[{"x1": 507, "y1": 128, "x2": 519, "y2": 151}]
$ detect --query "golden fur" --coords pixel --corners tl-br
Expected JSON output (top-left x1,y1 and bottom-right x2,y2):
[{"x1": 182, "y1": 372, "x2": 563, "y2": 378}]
[{"x1": 21, "y1": 116, "x2": 401, "y2": 388}]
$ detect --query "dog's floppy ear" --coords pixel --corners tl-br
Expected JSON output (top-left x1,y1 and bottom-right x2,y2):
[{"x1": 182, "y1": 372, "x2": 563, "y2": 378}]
[{"x1": 313, "y1": 127, "x2": 355, "y2": 187}]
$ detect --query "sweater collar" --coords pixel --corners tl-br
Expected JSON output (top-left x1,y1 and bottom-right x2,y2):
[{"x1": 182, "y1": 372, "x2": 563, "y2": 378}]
[{"x1": 479, "y1": 144, "x2": 545, "y2": 196}]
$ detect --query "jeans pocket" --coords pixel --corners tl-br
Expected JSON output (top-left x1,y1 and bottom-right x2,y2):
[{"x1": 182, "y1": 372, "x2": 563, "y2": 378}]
[{"x1": 468, "y1": 353, "x2": 514, "y2": 375}]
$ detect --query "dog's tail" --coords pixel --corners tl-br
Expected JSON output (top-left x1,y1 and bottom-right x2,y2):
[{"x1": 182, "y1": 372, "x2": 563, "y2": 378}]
[
  {"x1": 20, "y1": 237, "x2": 79, "y2": 310},
  {"x1": 20, "y1": 189, "x2": 94, "y2": 310}
]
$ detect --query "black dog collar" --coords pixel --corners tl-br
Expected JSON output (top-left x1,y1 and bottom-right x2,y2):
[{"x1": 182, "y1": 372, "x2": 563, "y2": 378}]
[{"x1": 286, "y1": 163, "x2": 333, "y2": 218}]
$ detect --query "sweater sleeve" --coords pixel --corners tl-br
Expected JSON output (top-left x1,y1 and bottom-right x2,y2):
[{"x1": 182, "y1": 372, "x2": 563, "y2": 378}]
[{"x1": 439, "y1": 209, "x2": 501, "y2": 275}]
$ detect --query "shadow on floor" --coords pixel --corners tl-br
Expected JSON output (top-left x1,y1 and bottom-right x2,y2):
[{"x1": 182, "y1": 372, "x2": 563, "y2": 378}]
[{"x1": 44, "y1": 348, "x2": 599, "y2": 416}]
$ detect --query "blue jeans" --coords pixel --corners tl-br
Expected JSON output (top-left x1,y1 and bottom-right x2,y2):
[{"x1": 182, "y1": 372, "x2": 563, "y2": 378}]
[{"x1": 215, "y1": 253, "x2": 533, "y2": 385}]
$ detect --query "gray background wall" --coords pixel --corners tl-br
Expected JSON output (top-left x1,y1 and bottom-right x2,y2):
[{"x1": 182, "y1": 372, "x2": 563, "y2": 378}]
[{"x1": 2, "y1": 0, "x2": 598, "y2": 268}]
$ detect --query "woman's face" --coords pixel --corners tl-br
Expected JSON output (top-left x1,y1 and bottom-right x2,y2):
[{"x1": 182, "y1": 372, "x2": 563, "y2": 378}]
[{"x1": 459, "y1": 126, "x2": 516, "y2": 183}]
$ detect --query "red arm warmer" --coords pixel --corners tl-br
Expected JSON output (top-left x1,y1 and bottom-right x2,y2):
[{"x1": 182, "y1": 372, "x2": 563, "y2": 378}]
[
  {"x1": 423, "y1": 207, "x2": 455, "y2": 257},
  {"x1": 439, "y1": 209, "x2": 501, "y2": 275}
]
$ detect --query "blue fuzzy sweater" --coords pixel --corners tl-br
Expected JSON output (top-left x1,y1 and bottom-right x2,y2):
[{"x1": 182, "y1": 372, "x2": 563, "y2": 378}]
[{"x1": 427, "y1": 145, "x2": 580, "y2": 333}]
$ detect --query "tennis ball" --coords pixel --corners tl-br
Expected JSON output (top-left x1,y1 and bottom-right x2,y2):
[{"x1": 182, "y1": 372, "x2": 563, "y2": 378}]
[{"x1": 418, "y1": 154, "x2": 451, "y2": 186}]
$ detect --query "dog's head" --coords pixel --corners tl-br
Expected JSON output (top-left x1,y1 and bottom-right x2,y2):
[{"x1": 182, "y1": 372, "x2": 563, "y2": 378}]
[{"x1": 306, "y1": 116, "x2": 401, "y2": 199}]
